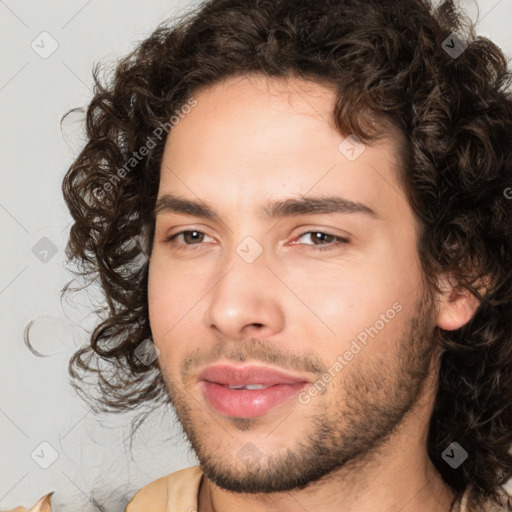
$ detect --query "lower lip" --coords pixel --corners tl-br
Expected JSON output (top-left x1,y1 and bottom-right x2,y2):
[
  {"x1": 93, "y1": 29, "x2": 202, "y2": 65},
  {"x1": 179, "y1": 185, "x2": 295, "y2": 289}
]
[{"x1": 200, "y1": 381, "x2": 308, "y2": 418}]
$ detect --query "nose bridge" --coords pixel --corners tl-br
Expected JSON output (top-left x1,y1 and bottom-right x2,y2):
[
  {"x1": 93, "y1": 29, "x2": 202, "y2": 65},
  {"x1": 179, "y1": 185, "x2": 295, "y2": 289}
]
[{"x1": 203, "y1": 239, "x2": 285, "y2": 338}]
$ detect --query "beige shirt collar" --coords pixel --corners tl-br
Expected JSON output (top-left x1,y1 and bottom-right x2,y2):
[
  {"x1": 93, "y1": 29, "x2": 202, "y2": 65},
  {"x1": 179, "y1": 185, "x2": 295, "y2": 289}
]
[{"x1": 126, "y1": 465, "x2": 203, "y2": 512}]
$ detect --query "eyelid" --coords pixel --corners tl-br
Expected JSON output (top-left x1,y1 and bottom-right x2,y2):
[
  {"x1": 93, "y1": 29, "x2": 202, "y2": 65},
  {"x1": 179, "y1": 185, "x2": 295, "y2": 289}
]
[
  {"x1": 162, "y1": 223, "x2": 216, "y2": 238},
  {"x1": 290, "y1": 224, "x2": 352, "y2": 240}
]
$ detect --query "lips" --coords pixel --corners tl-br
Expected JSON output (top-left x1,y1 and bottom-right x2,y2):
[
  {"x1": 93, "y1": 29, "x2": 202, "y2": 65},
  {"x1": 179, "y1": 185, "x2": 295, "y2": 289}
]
[
  {"x1": 197, "y1": 363, "x2": 309, "y2": 387},
  {"x1": 196, "y1": 363, "x2": 310, "y2": 418}
]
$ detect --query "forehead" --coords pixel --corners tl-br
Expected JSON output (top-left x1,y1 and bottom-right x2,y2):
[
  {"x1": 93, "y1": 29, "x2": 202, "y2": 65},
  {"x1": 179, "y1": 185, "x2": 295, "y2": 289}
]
[{"x1": 158, "y1": 74, "x2": 409, "y2": 225}]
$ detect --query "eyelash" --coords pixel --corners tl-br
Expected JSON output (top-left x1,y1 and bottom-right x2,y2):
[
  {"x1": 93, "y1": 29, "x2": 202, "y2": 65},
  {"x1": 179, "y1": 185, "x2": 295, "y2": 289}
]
[{"x1": 164, "y1": 230, "x2": 349, "y2": 252}]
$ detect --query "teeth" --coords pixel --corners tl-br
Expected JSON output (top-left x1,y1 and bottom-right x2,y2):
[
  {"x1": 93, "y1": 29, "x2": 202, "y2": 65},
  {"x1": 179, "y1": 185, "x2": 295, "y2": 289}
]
[{"x1": 226, "y1": 384, "x2": 273, "y2": 390}]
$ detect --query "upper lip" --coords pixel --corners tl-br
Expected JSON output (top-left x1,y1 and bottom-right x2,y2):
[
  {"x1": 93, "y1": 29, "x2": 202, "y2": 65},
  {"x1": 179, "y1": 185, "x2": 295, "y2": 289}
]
[{"x1": 197, "y1": 363, "x2": 310, "y2": 386}]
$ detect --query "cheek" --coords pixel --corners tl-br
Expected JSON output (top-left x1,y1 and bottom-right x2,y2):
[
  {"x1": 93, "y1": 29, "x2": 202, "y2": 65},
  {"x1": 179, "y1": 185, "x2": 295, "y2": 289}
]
[
  {"x1": 147, "y1": 259, "x2": 179, "y2": 343},
  {"x1": 147, "y1": 258, "x2": 207, "y2": 351},
  {"x1": 295, "y1": 278, "x2": 399, "y2": 347},
  {"x1": 288, "y1": 254, "x2": 418, "y2": 353}
]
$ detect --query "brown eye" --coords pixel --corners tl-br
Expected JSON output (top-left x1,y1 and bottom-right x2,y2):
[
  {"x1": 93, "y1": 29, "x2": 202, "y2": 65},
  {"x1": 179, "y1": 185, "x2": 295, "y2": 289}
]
[
  {"x1": 165, "y1": 230, "x2": 213, "y2": 251},
  {"x1": 294, "y1": 231, "x2": 349, "y2": 252},
  {"x1": 180, "y1": 230, "x2": 204, "y2": 244}
]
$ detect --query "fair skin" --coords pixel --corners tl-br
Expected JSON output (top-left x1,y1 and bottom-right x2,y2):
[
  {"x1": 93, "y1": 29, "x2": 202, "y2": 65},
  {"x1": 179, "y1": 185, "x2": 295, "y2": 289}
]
[{"x1": 147, "y1": 74, "x2": 480, "y2": 512}]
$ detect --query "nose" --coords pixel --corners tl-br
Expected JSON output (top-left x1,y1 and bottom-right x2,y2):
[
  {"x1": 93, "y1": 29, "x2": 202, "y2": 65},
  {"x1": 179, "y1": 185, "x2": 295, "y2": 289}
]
[{"x1": 203, "y1": 252, "x2": 285, "y2": 341}]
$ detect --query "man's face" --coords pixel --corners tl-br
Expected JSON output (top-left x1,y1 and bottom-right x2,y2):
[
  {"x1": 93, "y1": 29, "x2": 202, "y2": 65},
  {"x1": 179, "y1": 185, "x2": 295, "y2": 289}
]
[{"x1": 148, "y1": 74, "x2": 439, "y2": 493}]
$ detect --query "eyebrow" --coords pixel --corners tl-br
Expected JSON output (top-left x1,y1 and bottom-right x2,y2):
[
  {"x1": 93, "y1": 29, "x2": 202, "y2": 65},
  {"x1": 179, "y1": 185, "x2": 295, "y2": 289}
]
[{"x1": 154, "y1": 193, "x2": 379, "y2": 220}]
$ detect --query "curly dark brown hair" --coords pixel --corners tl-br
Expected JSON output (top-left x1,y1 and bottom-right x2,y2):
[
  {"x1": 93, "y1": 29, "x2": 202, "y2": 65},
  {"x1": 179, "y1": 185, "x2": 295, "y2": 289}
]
[{"x1": 52, "y1": 0, "x2": 512, "y2": 508}]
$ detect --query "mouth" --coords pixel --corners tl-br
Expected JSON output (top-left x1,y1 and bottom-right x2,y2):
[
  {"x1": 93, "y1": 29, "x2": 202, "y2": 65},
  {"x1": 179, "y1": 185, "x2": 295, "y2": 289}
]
[{"x1": 197, "y1": 363, "x2": 310, "y2": 418}]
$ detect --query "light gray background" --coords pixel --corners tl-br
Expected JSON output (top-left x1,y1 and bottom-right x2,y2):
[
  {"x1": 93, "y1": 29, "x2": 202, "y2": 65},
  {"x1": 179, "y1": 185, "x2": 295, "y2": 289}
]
[{"x1": 1, "y1": 0, "x2": 511, "y2": 510}]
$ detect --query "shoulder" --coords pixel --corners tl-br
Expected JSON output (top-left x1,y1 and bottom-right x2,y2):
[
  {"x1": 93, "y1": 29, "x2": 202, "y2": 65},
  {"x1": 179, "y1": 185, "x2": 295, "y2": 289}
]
[{"x1": 126, "y1": 465, "x2": 203, "y2": 512}]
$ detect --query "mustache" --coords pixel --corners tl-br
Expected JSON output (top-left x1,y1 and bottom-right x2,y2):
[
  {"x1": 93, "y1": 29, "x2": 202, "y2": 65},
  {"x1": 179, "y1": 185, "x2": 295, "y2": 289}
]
[{"x1": 179, "y1": 337, "x2": 327, "y2": 381}]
